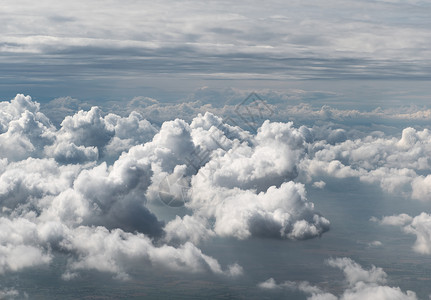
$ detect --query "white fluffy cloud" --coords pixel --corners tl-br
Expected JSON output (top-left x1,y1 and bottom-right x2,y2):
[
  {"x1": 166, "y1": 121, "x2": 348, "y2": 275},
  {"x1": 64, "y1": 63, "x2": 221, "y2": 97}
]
[
  {"x1": 411, "y1": 175, "x2": 431, "y2": 202},
  {"x1": 0, "y1": 94, "x2": 332, "y2": 281},
  {"x1": 60, "y1": 226, "x2": 241, "y2": 280},
  {"x1": 375, "y1": 212, "x2": 431, "y2": 255},
  {"x1": 0, "y1": 94, "x2": 158, "y2": 164},
  {"x1": 0, "y1": 95, "x2": 246, "y2": 280},
  {"x1": 164, "y1": 118, "x2": 329, "y2": 242},
  {"x1": 0, "y1": 217, "x2": 51, "y2": 274},
  {"x1": 4, "y1": 92, "x2": 430, "y2": 289},
  {"x1": 185, "y1": 180, "x2": 329, "y2": 240},
  {"x1": 5, "y1": 92, "x2": 431, "y2": 284},
  {"x1": 258, "y1": 257, "x2": 417, "y2": 300},
  {"x1": 45, "y1": 105, "x2": 158, "y2": 164},
  {"x1": 300, "y1": 126, "x2": 431, "y2": 201},
  {"x1": 0, "y1": 94, "x2": 55, "y2": 161}
]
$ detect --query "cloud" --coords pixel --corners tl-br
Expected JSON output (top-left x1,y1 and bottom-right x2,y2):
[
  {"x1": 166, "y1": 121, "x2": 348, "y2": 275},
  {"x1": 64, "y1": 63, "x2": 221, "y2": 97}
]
[
  {"x1": 312, "y1": 180, "x2": 326, "y2": 189},
  {"x1": 0, "y1": 217, "x2": 52, "y2": 274},
  {"x1": 0, "y1": 94, "x2": 55, "y2": 161},
  {"x1": 372, "y1": 214, "x2": 413, "y2": 227},
  {"x1": 0, "y1": 94, "x2": 332, "y2": 281},
  {"x1": 6, "y1": 92, "x2": 431, "y2": 288},
  {"x1": 51, "y1": 107, "x2": 158, "y2": 162},
  {"x1": 173, "y1": 118, "x2": 330, "y2": 241},
  {"x1": 377, "y1": 213, "x2": 431, "y2": 255},
  {"x1": 164, "y1": 215, "x2": 215, "y2": 245},
  {"x1": 4, "y1": 93, "x2": 431, "y2": 280},
  {"x1": 133, "y1": 111, "x2": 331, "y2": 242},
  {"x1": 411, "y1": 175, "x2": 431, "y2": 202},
  {"x1": 300, "y1": 126, "x2": 431, "y2": 201},
  {"x1": 367, "y1": 241, "x2": 383, "y2": 248},
  {"x1": 94, "y1": 88, "x2": 431, "y2": 129},
  {"x1": 0, "y1": 157, "x2": 81, "y2": 211},
  {"x1": 187, "y1": 180, "x2": 330, "y2": 240},
  {"x1": 326, "y1": 258, "x2": 387, "y2": 286},
  {"x1": 0, "y1": 94, "x2": 160, "y2": 165},
  {"x1": 41, "y1": 96, "x2": 91, "y2": 126},
  {"x1": 60, "y1": 226, "x2": 241, "y2": 280},
  {"x1": 0, "y1": 95, "x2": 248, "y2": 280},
  {"x1": 258, "y1": 257, "x2": 417, "y2": 300},
  {"x1": 2, "y1": 0, "x2": 431, "y2": 96}
]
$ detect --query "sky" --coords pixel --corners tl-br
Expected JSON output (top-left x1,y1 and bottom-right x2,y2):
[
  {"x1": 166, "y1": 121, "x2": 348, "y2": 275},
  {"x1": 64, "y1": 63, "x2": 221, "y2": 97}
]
[{"x1": 1, "y1": 1, "x2": 431, "y2": 299}]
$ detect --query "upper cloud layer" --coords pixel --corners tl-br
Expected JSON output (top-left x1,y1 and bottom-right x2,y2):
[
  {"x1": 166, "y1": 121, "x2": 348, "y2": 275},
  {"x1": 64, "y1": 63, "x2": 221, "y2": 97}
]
[
  {"x1": 2, "y1": 0, "x2": 431, "y2": 87},
  {"x1": 2, "y1": 92, "x2": 430, "y2": 300}
]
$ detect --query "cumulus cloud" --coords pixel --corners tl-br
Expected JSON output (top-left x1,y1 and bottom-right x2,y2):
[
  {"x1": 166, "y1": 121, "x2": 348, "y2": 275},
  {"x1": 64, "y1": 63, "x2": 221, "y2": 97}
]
[
  {"x1": 0, "y1": 217, "x2": 52, "y2": 274},
  {"x1": 300, "y1": 126, "x2": 431, "y2": 201},
  {"x1": 411, "y1": 175, "x2": 431, "y2": 202},
  {"x1": 0, "y1": 95, "x2": 246, "y2": 280},
  {"x1": 0, "y1": 94, "x2": 333, "y2": 281},
  {"x1": 0, "y1": 94, "x2": 159, "y2": 165},
  {"x1": 258, "y1": 257, "x2": 417, "y2": 300},
  {"x1": 9, "y1": 91, "x2": 431, "y2": 287},
  {"x1": 164, "y1": 118, "x2": 330, "y2": 242},
  {"x1": 60, "y1": 226, "x2": 241, "y2": 280},
  {"x1": 185, "y1": 180, "x2": 329, "y2": 241},
  {"x1": 376, "y1": 213, "x2": 431, "y2": 255},
  {"x1": 3, "y1": 92, "x2": 431, "y2": 286},
  {"x1": 0, "y1": 94, "x2": 55, "y2": 161},
  {"x1": 44, "y1": 105, "x2": 158, "y2": 164},
  {"x1": 128, "y1": 111, "x2": 331, "y2": 242},
  {"x1": 164, "y1": 215, "x2": 215, "y2": 245}
]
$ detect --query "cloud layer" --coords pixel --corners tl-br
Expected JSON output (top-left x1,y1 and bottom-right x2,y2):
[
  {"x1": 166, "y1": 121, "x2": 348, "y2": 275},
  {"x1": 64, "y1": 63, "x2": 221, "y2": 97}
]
[
  {"x1": 2, "y1": 0, "x2": 431, "y2": 100},
  {"x1": 2, "y1": 93, "x2": 431, "y2": 298},
  {"x1": 0, "y1": 94, "x2": 330, "y2": 282}
]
